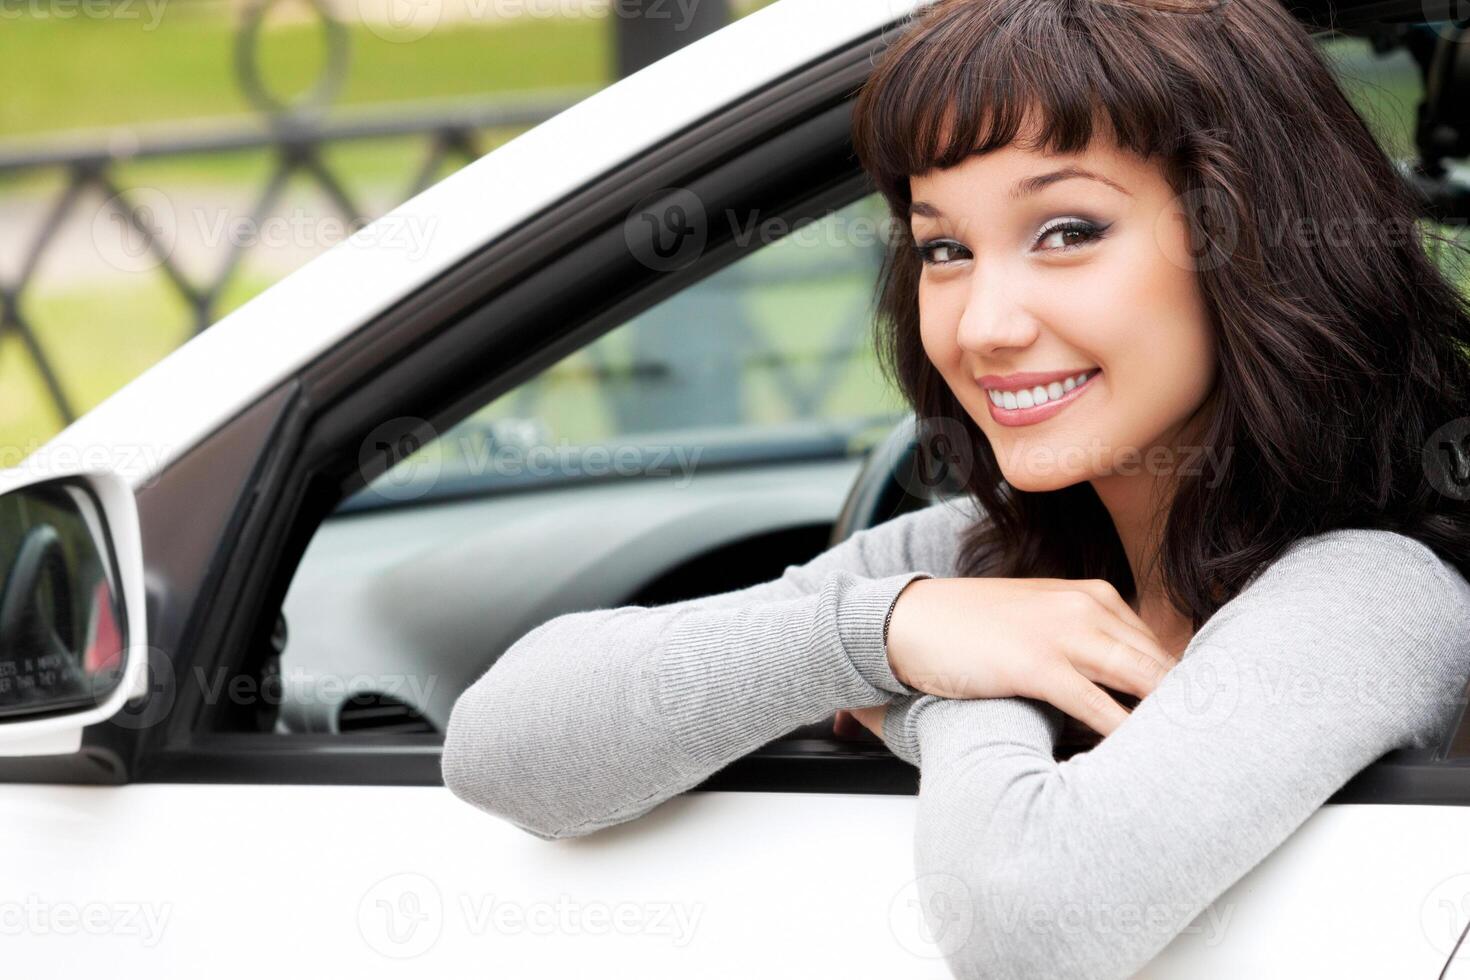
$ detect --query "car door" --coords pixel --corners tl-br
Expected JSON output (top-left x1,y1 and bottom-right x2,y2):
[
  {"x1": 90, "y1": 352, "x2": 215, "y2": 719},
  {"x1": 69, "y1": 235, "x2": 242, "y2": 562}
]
[{"x1": 5, "y1": 5, "x2": 1470, "y2": 978}]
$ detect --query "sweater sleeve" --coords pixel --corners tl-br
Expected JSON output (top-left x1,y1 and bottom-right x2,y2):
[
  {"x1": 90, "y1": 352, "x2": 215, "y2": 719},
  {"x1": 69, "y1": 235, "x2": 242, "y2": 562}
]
[
  {"x1": 873, "y1": 528, "x2": 1470, "y2": 979},
  {"x1": 439, "y1": 495, "x2": 982, "y2": 840}
]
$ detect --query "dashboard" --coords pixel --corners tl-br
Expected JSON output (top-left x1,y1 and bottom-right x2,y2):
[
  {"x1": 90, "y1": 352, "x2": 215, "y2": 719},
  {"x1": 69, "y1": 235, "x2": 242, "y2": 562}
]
[{"x1": 276, "y1": 457, "x2": 864, "y2": 734}]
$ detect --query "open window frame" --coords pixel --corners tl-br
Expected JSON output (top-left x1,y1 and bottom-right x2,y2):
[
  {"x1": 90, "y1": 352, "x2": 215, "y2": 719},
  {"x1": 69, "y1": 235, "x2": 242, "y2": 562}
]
[{"x1": 118, "y1": 25, "x2": 929, "y2": 792}]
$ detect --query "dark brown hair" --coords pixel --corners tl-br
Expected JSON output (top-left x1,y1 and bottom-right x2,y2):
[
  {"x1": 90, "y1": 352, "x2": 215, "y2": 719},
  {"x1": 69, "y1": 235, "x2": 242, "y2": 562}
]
[{"x1": 851, "y1": 0, "x2": 1470, "y2": 628}]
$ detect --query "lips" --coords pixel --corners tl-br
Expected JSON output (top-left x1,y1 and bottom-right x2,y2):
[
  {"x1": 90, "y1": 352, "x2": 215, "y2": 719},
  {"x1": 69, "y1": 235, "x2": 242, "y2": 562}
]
[
  {"x1": 982, "y1": 368, "x2": 1100, "y2": 427},
  {"x1": 977, "y1": 367, "x2": 1097, "y2": 390}
]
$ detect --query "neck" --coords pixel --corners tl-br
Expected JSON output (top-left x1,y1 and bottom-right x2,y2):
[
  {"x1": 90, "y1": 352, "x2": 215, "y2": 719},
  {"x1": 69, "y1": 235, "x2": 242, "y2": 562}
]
[
  {"x1": 1090, "y1": 467, "x2": 1170, "y2": 607},
  {"x1": 1088, "y1": 428, "x2": 1199, "y2": 655}
]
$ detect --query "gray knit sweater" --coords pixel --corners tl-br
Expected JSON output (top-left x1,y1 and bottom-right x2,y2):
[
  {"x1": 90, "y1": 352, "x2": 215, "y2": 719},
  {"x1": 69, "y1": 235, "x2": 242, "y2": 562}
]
[{"x1": 440, "y1": 494, "x2": 1470, "y2": 978}]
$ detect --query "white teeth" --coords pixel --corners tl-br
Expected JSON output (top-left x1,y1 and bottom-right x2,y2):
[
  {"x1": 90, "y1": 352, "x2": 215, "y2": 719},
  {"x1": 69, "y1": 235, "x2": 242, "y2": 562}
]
[{"x1": 986, "y1": 369, "x2": 1095, "y2": 410}]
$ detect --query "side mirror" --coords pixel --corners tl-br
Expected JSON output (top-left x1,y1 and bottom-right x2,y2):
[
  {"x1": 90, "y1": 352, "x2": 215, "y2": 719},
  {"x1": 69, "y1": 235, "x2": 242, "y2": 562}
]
[{"x1": 0, "y1": 469, "x2": 147, "y2": 756}]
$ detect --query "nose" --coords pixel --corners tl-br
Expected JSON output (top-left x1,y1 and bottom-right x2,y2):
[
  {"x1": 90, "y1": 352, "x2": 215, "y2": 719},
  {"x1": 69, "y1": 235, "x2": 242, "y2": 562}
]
[{"x1": 954, "y1": 261, "x2": 1040, "y2": 356}]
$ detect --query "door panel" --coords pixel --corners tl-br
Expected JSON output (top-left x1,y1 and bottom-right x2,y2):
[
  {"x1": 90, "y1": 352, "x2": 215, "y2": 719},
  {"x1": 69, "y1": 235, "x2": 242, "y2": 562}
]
[
  {"x1": 2, "y1": 784, "x2": 952, "y2": 977},
  {"x1": 1144, "y1": 804, "x2": 1470, "y2": 976},
  {"x1": 6, "y1": 785, "x2": 1468, "y2": 976}
]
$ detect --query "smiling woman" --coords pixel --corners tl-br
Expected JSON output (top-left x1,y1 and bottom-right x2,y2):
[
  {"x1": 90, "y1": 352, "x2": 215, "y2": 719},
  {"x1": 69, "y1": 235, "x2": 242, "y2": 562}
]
[
  {"x1": 840, "y1": 0, "x2": 1470, "y2": 971},
  {"x1": 441, "y1": 0, "x2": 1470, "y2": 976},
  {"x1": 852, "y1": 0, "x2": 1470, "y2": 627}
]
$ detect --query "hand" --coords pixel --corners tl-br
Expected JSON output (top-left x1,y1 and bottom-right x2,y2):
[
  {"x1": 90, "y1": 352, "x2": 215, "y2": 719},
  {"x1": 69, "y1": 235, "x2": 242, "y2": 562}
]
[
  {"x1": 833, "y1": 705, "x2": 886, "y2": 740},
  {"x1": 885, "y1": 577, "x2": 1181, "y2": 737}
]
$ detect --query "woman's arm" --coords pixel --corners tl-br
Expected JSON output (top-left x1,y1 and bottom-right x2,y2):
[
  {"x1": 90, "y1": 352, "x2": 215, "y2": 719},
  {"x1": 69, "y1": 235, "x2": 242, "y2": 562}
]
[
  {"x1": 876, "y1": 528, "x2": 1470, "y2": 979},
  {"x1": 439, "y1": 495, "x2": 981, "y2": 840}
]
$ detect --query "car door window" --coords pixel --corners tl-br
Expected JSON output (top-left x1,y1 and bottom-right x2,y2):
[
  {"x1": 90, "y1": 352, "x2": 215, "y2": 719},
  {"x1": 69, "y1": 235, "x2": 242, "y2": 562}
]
[
  {"x1": 276, "y1": 190, "x2": 910, "y2": 736},
  {"x1": 346, "y1": 191, "x2": 908, "y2": 505}
]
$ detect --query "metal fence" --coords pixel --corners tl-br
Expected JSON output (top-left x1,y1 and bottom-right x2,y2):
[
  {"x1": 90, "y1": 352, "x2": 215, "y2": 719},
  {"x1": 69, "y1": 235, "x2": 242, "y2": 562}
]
[
  {"x1": 0, "y1": 0, "x2": 883, "y2": 443},
  {"x1": 0, "y1": 87, "x2": 588, "y2": 427}
]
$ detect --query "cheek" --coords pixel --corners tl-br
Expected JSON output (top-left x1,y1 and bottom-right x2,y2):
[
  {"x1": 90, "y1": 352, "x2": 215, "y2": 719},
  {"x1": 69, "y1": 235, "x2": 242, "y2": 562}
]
[
  {"x1": 917, "y1": 285, "x2": 962, "y2": 371},
  {"x1": 1142, "y1": 259, "x2": 1215, "y2": 400},
  {"x1": 1093, "y1": 248, "x2": 1216, "y2": 432}
]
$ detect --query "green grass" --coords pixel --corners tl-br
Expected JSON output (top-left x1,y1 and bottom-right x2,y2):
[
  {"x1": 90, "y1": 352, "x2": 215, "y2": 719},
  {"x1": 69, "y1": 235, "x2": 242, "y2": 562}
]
[
  {"x1": 0, "y1": 273, "x2": 278, "y2": 457},
  {"x1": 0, "y1": 11, "x2": 606, "y2": 192},
  {"x1": 0, "y1": 11, "x2": 609, "y2": 137},
  {"x1": 0, "y1": 6, "x2": 613, "y2": 456}
]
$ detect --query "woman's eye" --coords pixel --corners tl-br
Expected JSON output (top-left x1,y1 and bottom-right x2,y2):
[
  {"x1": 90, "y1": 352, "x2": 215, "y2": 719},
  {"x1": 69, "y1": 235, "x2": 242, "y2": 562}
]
[
  {"x1": 911, "y1": 240, "x2": 971, "y2": 267},
  {"x1": 912, "y1": 220, "x2": 1109, "y2": 268},
  {"x1": 1034, "y1": 219, "x2": 1109, "y2": 253}
]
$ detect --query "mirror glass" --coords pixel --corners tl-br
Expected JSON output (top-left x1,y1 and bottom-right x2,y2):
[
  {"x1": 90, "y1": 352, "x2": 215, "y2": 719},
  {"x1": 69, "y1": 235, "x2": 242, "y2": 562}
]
[{"x1": 0, "y1": 480, "x2": 127, "y2": 719}]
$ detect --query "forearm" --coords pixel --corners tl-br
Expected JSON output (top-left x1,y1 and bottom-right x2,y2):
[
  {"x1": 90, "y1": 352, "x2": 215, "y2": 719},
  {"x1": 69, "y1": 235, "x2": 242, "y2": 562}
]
[{"x1": 441, "y1": 568, "x2": 930, "y2": 840}]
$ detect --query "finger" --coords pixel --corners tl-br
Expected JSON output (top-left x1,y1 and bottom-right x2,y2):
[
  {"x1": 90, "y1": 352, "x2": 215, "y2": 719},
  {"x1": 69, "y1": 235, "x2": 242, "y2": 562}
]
[
  {"x1": 849, "y1": 705, "x2": 887, "y2": 739},
  {"x1": 1070, "y1": 628, "x2": 1171, "y2": 701},
  {"x1": 1036, "y1": 578, "x2": 1161, "y2": 642},
  {"x1": 833, "y1": 709, "x2": 859, "y2": 737},
  {"x1": 1072, "y1": 580, "x2": 1176, "y2": 658},
  {"x1": 1095, "y1": 616, "x2": 1178, "y2": 676},
  {"x1": 1048, "y1": 664, "x2": 1131, "y2": 737}
]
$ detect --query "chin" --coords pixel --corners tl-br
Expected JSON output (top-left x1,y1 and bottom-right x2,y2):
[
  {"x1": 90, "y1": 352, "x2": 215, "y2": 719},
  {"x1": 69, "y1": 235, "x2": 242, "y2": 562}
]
[
  {"x1": 977, "y1": 424, "x2": 1093, "y2": 492},
  {"x1": 998, "y1": 463, "x2": 1093, "y2": 494}
]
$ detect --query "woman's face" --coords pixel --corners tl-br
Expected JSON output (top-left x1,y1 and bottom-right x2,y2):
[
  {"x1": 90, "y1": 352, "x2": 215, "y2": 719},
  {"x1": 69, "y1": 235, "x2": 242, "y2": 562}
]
[{"x1": 909, "y1": 131, "x2": 1218, "y2": 493}]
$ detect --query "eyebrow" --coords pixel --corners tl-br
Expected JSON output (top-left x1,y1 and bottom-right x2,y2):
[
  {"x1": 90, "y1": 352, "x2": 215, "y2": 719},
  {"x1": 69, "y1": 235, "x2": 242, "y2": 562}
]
[{"x1": 909, "y1": 166, "x2": 1132, "y2": 220}]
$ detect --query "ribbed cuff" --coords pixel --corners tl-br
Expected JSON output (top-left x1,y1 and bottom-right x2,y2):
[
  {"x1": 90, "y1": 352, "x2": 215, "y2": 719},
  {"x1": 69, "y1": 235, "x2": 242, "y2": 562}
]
[
  {"x1": 934, "y1": 696, "x2": 1061, "y2": 763},
  {"x1": 838, "y1": 571, "x2": 933, "y2": 697},
  {"x1": 882, "y1": 692, "x2": 935, "y2": 766},
  {"x1": 885, "y1": 694, "x2": 1064, "y2": 769}
]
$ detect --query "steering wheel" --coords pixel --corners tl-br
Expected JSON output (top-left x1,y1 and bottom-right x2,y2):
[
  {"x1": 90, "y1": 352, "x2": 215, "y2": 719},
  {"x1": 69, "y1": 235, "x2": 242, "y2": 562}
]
[
  {"x1": 829, "y1": 413, "x2": 970, "y2": 547},
  {"x1": 0, "y1": 523, "x2": 76, "y2": 662}
]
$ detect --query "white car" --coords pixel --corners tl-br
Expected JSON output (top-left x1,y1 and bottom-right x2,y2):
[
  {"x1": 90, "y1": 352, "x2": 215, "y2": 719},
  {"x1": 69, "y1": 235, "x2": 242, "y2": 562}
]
[{"x1": 3, "y1": 1, "x2": 1470, "y2": 976}]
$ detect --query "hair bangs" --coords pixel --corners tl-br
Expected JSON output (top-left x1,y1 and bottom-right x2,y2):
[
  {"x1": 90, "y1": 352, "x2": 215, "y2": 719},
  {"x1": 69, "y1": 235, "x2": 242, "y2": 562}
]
[{"x1": 854, "y1": 0, "x2": 1193, "y2": 211}]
